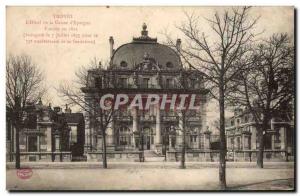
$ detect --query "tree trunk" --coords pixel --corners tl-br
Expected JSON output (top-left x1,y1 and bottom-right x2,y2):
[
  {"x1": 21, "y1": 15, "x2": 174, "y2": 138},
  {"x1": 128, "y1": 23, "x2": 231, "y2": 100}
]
[
  {"x1": 102, "y1": 130, "x2": 107, "y2": 168},
  {"x1": 219, "y1": 86, "x2": 226, "y2": 190},
  {"x1": 256, "y1": 126, "x2": 264, "y2": 168},
  {"x1": 15, "y1": 97, "x2": 21, "y2": 169},
  {"x1": 15, "y1": 121, "x2": 20, "y2": 169},
  {"x1": 257, "y1": 117, "x2": 268, "y2": 168},
  {"x1": 180, "y1": 112, "x2": 186, "y2": 169}
]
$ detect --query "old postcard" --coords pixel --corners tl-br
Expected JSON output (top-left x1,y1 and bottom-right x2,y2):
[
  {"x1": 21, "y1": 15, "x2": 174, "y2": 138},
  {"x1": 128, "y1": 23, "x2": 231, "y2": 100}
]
[{"x1": 6, "y1": 6, "x2": 295, "y2": 191}]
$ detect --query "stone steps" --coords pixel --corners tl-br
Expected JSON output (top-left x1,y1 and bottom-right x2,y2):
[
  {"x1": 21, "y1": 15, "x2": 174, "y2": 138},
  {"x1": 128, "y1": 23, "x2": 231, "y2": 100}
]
[
  {"x1": 145, "y1": 156, "x2": 166, "y2": 162},
  {"x1": 143, "y1": 150, "x2": 165, "y2": 162}
]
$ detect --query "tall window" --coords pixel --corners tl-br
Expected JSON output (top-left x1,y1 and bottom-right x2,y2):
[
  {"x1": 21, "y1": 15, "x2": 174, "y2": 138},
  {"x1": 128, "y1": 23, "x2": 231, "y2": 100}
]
[
  {"x1": 119, "y1": 77, "x2": 128, "y2": 88},
  {"x1": 95, "y1": 77, "x2": 102, "y2": 88},
  {"x1": 237, "y1": 137, "x2": 241, "y2": 149},
  {"x1": 190, "y1": 135, "x2": 197, "y2": 142},
  {"x1": 142, "y1": 78, "x2": 150, "y2": 88},
  {"x1": 190, "y1": 78, "x2": 196, "y2": 89},
  {"x1": 231, "y1": 138, "x2": 234, "y2": 149},
  {"x1": 118, "y1": 126, "x2": 131, "y2": 146},
  {"x1": 166, "y1": 78, "x2": 172, "y2": 88},
  {"x1": 28, "y1": 136, "x2": 38, "y2": 152},
  {"x1": 199, "y1": 135, "x2": 204, "y2": 149},
  {"x1": 70, "y1": 127, "x2": 77, "y2": 143}
]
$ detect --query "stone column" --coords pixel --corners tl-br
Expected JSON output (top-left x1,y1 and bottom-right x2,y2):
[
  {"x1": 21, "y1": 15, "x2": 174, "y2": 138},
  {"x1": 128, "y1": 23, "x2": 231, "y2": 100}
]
[
  {"x1": 46, "y1": 127, "x2": 52, "y2": 152},
  {"x1": 132, "y1": 107, "x2": 138, "y2": 149},
  {"x1": 97, "y1": 135, "x2": 102, "y2": 151},
  {"x1": 37, "y1": 135, "x2": 40, "y2": 152},
  {"x1": 203, "y1": 130, "x2": 211, "y2": 161},
  {"x1": 203, "y1": 131, "x2": 211, "y2": 150},
  {"x1": 54, "y1": 135, "x2": 61, "y2": 162},
  {"x1": 55, "y1": 135, "x2": 60, "y2": 151},
  {"x1": 271, "y1": 118, "x2": 275, "y2": 150},
  {"x1": 280, "y1": 127, "x2": 286, "y2": 150},
  {"x1": 13, "y1": 127, "x2": 16, "y2": 153},
  {"x1": 271, "y1": 134, "x2": 275, "y2": 150},
  {"x1": 251, "y1": 126, "x2": 256, "y2": 150},
  {"x1": 241, "y1": 134, "x2": 244, "y2": 150},
  {"x1": 176, "y1": 112, "x2": 184, "y2": 150},
  {"x1": 155, "y1": 104, "x2": 162, "y2": 154}
]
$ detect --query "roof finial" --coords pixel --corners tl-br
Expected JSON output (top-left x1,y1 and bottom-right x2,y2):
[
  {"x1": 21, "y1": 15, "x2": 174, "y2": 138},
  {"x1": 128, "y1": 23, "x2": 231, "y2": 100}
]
[
  {"x1": 143, "y1": 23, "x2": 147, "y2": 30},
  {"x1": 141, "y1": 23, "x2": 148, "y2": 37},
  {"x1": 38, "y1": 97, "x2": 42, "y2": 105}
]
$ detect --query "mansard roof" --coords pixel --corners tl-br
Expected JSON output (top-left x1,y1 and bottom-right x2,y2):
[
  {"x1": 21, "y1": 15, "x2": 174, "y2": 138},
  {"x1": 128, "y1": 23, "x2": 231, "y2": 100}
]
[{"x1": 110, "y1": 23, "x2": 182, "y2": 71}]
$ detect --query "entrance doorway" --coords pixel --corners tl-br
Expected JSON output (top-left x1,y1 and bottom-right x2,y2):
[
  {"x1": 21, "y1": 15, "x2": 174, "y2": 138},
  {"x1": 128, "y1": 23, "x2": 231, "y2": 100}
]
[
  {"x1": 140, "y1": 127, "x2": 153, "y2": 150},
  {"x1": 28, "y1": 136, "x2": 38, "y2": 152}
]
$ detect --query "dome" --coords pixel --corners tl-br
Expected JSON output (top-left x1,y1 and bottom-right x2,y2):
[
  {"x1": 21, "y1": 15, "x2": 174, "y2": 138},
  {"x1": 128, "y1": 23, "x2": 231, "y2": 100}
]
[{"x1": 110, "y1": 23, "x2": 182, "y2": 70}]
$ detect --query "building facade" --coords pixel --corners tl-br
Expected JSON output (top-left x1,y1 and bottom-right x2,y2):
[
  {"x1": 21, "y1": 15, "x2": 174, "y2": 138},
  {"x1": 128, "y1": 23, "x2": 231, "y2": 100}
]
[
  {"x1": 225, "y1": 108, "x2": 294, "y2": 161},
  {"x1": 6, "y1": 100, "x2": 85, "y2": 162},
  {"x1": 82, "y1": 24, "x2": 210, "y2": 158}
]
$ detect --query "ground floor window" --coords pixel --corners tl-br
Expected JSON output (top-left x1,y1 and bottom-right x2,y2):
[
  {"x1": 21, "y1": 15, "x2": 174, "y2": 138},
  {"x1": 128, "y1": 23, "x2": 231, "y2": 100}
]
[
  {"x1": 170, "y1": 135, "x2": 176, "y2": 148},
  {"x1": 117, "y1": 126, "x2": 131, "y2": 146},
  {"x1": 264, "y1": 134, "x2": 272, "y2": 149},
  {"x1": 119, "y1": 135, "x2": 131, "y2": 145},
  {"x1": 199, "y1": 135, "x2": 204, "y2": 149},
  {"x1": 236, "y1": 137, "x2": 241, "y2": 150},
  {"x1": 28, "y1": 136, "x2": 38, "y2": 152}
]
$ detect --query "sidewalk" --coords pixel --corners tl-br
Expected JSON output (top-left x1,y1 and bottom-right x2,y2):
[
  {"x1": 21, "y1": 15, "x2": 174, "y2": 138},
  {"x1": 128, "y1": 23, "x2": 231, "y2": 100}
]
[
  {"x1": 6, "y1": 161, "x2": 294, "y2": 169},
  {"x1": 7, "y1": 166, "x2": 294, "y2": 190}
]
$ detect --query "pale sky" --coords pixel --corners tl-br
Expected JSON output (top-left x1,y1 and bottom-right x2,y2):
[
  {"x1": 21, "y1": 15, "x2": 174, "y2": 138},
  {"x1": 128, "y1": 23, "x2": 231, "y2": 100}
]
[{"x1": 6, "y1": 6, "x2": 294, "y2": 128}]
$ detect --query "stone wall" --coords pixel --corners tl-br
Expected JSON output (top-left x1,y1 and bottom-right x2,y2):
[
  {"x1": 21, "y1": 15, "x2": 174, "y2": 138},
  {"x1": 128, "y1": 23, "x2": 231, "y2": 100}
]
[
  {"x1": 167, "y1": 150, "x2": 289, "y2": 162},
  {"x1": 7, "y1": 152, "x2": 72, "y2": 162},
  {"x1": 87, "y1": 151, "x2": 143, "y2": 162}
]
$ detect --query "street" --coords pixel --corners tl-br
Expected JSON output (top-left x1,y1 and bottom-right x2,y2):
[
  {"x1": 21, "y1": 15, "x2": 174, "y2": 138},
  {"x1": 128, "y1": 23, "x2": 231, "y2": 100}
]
[{"x1": 6, "y1": 162, "x2": 294, "y2": 191}]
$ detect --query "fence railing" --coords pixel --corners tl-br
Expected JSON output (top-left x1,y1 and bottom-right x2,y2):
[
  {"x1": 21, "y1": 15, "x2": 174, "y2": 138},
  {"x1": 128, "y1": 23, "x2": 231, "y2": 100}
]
[
  {"x1": 87, "y1": 151, "x2": 144, "y2": 162},
  {"x1": 167, "y1": 149, "x2": 290, "y2": 162},
  {"x1": 7, "y1": 151, "x2": 72, "y2": 162}
]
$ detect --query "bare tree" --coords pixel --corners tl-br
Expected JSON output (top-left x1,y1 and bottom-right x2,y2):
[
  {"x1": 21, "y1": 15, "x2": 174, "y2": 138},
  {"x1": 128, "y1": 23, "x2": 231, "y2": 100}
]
[
  {"x1": 58, "y1": 58, "x2": 115, "y2": 168},
  {"x1": 165, "y1": 7, "x2": 259, "y2": 189},
  {"x1": 228, "y1": 33, "x2": 294, "y2": 168},
  {"x1": 6, "y1": 54, "x2": 46, "y2": 169}
]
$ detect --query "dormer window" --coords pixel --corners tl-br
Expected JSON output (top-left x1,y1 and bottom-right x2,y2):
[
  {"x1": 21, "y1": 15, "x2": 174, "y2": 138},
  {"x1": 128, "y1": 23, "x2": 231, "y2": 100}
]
[
  {"x1": 95, "y1": 77, "x2": 102, "y2": 88},
  {"x1": 119, "y1": 78, "x2": 128, "y2": 88},
  {"x1": 166, "y1": 78, "x2": 173, "y2": 88},
  {"x1": 166, "y1": 62, "x2": 173, "y2": 68},
  {"x1": 120, "y1": 61, "x2": 128, "y2": 67}
]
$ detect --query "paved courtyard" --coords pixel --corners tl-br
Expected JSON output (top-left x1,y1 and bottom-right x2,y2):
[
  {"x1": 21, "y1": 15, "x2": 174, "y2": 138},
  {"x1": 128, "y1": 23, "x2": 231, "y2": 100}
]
[{"x1": 6, "y1": 162, "x2": 294, "y2": 191}]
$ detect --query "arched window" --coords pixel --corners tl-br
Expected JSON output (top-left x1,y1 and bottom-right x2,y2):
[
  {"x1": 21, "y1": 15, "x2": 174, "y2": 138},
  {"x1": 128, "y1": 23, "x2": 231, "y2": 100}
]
[
  {"x1": 120, "y1": 61, "x2": 128, "y2": 67},
  {"x1": 166, "y1": 61, "x2": 173, "y2": 68},
  {"x1": 117, "y1": 126, "x2": 131, "y2": 146}
]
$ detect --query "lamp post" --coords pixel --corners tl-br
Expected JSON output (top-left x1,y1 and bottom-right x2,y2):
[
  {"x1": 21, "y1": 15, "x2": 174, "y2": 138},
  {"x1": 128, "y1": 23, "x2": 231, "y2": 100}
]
[
  {"x1": 140, "y1": 126, "x2": 145, "y2": 162},
  {"x1": 163, "y1": 128, "x2": 169, "y2": 161}
]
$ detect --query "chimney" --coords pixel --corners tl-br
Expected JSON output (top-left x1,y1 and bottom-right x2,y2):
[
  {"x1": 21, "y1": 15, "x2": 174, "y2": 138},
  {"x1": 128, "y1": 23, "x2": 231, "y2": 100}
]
[
  {"x1": 109, "y1": 36, "x2": 114, "y2": 58},
  {"x1": 176, "y1": 39, "x2": 181, "y2": 52},
  {"x1": 53, "y1": 106, "x2": 61, "y2": 113},
  {"x1": 65, "y1": 104, "x2": 72, "y2": 113}
]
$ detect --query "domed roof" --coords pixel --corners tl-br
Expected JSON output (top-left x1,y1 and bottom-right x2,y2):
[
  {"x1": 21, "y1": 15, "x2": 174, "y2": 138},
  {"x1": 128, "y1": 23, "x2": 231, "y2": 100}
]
[{"x1": 110, "y1": 23, "x2": 182, "y2": 70}]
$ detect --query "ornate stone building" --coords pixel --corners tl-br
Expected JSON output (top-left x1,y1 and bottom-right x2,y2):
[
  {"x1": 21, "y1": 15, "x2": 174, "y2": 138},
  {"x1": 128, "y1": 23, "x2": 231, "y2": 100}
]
[
  {"x1": 6, "y1": 100, "x2": 85, "y2": 162},
  {"x1": 82, "y1": 24, "x2": 210, "y2": 158},
  {"x1": 225, "y1": 108, "x2": 294, "y2": 161}
]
